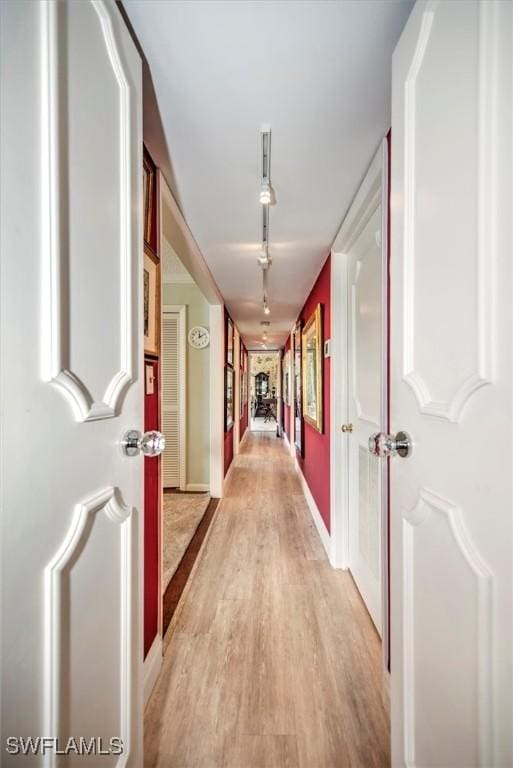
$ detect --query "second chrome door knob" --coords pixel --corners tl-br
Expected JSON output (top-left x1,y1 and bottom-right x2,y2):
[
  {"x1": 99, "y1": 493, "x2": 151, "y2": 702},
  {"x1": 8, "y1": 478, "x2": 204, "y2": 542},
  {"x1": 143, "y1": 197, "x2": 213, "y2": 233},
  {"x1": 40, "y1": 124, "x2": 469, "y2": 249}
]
[{"x1": 368, "y1": 431, "x2": 412, "y2": 458}]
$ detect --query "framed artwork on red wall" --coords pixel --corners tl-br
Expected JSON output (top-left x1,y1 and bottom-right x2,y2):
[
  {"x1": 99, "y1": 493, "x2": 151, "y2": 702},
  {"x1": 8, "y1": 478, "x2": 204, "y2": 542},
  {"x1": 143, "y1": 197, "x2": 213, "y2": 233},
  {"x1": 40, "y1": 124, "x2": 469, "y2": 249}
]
[
  {"x1": 282, "y1": 350, "x2": 290, "y2": 406},
  {"x1": 302, "y1": 304, "x2": 323, "y2": 432},
  {"x1": 293, "y1": 321, "x2": 303, "y2": 455},
  {"x1": 226, "y1": 315, "x2": 234, "y2": 367},
  {"x1": 144, "y1": 246, "x2": 160, "y2": 357},
  {"x1": 143, "y1": 146, "x2": 159, "y2": 253},
  {"x1": 225, "y1": 366, "x2": 234, "y2": 430}
]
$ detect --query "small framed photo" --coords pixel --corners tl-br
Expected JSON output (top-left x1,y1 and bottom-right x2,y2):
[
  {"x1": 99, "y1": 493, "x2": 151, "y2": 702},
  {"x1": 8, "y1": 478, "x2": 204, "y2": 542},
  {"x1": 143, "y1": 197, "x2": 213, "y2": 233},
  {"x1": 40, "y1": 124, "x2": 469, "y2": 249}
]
[
  {"x1": 282, "y1": 350, "x2": 290, "y2": 406},
  {"x1": 144, "y1": 246, "x2": 160, "y2": 357},
  {"x1": 225, "y1": 366, "x2": 234, "y2": 430},
  {"x1": 226, "y1": 316, "x2": 234, "y2": 367}
]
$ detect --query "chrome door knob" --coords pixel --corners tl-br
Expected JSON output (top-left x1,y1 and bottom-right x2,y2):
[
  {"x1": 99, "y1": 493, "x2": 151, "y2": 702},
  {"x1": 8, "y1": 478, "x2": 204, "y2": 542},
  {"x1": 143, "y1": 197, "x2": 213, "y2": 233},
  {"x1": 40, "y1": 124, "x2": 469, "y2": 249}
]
[
  {"x1": 122, "y1": 430, "x2": 165, "y2": 457},
  {"x1": 368, "y1": 431, "x2": 412, "y2": 459}
]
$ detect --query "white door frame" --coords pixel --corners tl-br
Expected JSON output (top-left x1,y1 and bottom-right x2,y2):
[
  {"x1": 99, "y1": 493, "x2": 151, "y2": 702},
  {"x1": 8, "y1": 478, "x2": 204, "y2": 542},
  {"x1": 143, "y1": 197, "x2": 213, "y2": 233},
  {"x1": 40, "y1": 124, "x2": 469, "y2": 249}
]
[
  {"x1": 248, "y1": 350, "x2": 281, "y2": 430},
  {"x1": 330, "y1": 140, "x2": 389, "y2": 653},
  {"x1": 233, "y1": 327, "x2": 241, "y2": 454},
  {"x1": 158, "y1": 173, "x2": 225, "y2": 500},
  {"x1": 162, "y1": 305, "x2": 187, "y2": 491},
  {"x1": 209, "y1": 304, "x2": 225, "y2": 498}
]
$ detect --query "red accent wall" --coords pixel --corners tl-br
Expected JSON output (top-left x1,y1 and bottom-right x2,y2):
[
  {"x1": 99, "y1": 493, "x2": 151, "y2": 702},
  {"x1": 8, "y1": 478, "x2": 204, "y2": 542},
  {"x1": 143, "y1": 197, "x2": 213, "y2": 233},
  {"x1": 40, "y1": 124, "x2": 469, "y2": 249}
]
[
  {"x1": 283, "y1": 336, "x2": 291, "y2": 440},
  {"x1": 224, "y1": 429, "x2": 234, "y2": 476},
  {"x1": 296, "y1": 254, "x2": 331, "y2": 533},
  {"x1": 144, "y1": 358, "x2": 160, "y2": 658}
]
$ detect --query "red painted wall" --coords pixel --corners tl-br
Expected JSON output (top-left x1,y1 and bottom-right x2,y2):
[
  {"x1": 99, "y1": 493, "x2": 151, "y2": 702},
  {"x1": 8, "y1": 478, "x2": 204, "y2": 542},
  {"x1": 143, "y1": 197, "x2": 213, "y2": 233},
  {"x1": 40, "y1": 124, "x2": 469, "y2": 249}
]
[
  {"x1": 283, "y1": 337, "x2": 291, "y2": 441},
  {"x1": 144, "y1": 358, "x2": 160, "y2": 658},
  {"x1": 224, "y1": 429, "x2": 234, "y2": 476},
  {"x1": 296, "y1": 254, "x2": 331, "y2": 533}
]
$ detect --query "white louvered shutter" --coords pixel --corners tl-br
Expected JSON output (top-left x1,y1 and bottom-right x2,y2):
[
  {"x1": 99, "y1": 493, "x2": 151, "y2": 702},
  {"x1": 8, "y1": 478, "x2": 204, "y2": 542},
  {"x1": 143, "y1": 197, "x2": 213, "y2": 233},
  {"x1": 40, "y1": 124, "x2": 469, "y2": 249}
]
[{"x1": 162, "y1": 313, "x2": 180, "y2": 487}]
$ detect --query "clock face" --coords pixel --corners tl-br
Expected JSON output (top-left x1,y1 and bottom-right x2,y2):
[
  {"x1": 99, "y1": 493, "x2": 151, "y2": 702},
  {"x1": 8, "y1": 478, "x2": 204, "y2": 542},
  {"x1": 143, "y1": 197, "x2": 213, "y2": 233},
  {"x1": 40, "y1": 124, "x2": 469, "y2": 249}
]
[{"x1": 188, "y1": 325, "x2": 210, "y2": 349}]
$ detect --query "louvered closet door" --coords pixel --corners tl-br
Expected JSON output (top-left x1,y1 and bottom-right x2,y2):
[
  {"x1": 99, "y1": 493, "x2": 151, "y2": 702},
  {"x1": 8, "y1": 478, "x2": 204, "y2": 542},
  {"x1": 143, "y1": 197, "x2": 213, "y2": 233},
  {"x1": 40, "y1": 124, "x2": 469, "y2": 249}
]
[{"x1": 162, "y1": 313, "x2": 181, "y2": 487}]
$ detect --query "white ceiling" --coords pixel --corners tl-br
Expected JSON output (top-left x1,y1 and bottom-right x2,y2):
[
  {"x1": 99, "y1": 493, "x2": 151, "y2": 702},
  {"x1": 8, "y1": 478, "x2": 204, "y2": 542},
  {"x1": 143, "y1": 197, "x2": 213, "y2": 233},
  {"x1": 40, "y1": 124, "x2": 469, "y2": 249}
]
[{"x1": 125, "y1": 0, "x2": 413, "y2": 349}]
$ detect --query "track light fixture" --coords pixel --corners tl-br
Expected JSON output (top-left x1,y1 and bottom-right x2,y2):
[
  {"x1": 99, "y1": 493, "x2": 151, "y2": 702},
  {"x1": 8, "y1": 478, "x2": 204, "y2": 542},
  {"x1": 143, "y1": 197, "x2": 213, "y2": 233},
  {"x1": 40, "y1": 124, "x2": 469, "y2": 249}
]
[
  {"x1": 259, "y1": 128, "x2": 276, "y2": 206},
  {"x1": 258, "y1": 245, "x2": 272, "y2": 269},
  {"x1": 259, "y1": 181, "x2": 276, "y2": 206}
]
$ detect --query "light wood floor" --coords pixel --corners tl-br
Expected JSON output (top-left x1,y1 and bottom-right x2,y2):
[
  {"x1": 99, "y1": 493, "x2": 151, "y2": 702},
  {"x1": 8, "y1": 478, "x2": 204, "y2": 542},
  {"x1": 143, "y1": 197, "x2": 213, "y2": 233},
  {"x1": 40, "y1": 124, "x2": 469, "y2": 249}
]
[{"x1": 145, "y1": 432, "x2": 390, "y2": 768}]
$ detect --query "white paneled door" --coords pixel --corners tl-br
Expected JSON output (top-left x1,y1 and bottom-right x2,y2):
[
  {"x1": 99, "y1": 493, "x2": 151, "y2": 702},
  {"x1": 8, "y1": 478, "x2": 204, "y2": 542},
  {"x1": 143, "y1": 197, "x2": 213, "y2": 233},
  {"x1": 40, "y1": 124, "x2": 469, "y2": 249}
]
[
  {"x1": 345, "y1": 144, "x2": 388, "y2": 636},
  {"x1": 390, "y1": 2, "x2": 512, "y2": 766},
  {"x1": 1, "y1": 1, "x2": 143, "y2": 765}
]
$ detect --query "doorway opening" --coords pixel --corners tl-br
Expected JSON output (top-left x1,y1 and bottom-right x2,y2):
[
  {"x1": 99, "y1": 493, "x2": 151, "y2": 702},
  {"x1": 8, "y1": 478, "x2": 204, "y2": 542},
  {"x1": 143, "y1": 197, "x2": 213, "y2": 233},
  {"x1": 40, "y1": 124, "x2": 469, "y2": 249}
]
[
  {"x1": 249, "y1": 351, "x2": 281, "y2": 432},
  {"x1": 331, "y1": 139, "x2": 389, "y2": 662}
]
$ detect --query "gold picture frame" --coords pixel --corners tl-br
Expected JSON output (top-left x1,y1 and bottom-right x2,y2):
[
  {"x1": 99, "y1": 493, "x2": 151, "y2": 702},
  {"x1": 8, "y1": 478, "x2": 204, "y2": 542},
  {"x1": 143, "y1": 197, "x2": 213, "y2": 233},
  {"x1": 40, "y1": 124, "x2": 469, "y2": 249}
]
[
  {"x1": 143, "y1": 152, "x2": 155, "y2": 247},
  {"x1": 302, "y1": 304, "x2": 323, "y2": 432},
  {"x1": 144, "y1": 246, "x2": 160, "y2": 357}
]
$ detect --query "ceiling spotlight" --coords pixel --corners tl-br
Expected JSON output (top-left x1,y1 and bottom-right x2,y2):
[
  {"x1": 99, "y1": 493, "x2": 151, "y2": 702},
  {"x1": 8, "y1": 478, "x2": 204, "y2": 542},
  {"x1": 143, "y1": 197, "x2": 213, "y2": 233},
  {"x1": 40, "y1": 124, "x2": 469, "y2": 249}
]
[
  {"x1": 263, "y1": 301, "x2": 270, "y2": 316},
  {"x1": 257, "y1": 245, "x2": 272, "y2": 269},
  {"x1": 259, "y1": 181, "x2": 276, "y2": 206}
]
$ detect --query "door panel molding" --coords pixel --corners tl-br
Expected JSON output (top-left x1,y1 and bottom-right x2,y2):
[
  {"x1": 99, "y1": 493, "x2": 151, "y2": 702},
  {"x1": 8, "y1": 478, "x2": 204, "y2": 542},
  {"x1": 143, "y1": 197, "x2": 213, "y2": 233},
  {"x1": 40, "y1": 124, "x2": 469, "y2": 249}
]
[
  {"x1": 40, "y1": 0, "x2": 136, "y2": 422},
  {"x1": 402, "y1": 0, "x2": 496, "y2": 423},
  {"x1": 44, "y1": 487, "x2": 134, "y2": 767},
  {"x1": 350, "y1": 217, "x2": 382, "y2": 427},
  {"x1": 402, "y1": 488, "x2": 493, "y2": 767}
]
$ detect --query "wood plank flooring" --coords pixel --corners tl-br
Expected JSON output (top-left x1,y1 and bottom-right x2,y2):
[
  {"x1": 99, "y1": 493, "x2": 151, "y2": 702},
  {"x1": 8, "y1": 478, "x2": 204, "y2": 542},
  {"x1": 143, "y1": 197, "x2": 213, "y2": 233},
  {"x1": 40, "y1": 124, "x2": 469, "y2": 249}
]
[{"x1": 145, "y1": 432, "x2": 390, "y2": 768}]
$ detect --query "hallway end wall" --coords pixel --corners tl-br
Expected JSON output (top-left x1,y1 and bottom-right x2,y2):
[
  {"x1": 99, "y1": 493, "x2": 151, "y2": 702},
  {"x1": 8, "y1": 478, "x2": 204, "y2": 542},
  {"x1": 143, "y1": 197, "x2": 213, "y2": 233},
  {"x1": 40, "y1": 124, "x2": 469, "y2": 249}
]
[{"x1": 297, "y1": 254, "x2": 331, "y2": 533}]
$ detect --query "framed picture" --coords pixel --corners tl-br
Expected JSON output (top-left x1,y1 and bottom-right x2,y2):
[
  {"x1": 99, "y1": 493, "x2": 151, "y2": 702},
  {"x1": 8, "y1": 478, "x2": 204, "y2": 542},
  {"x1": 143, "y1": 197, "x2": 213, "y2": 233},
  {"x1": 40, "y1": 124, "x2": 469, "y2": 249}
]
[
  {"x1": 225, "y1": 366, "x2": 234, "y2": 431},
  {"x1": 282, "y1": 351, "x2": 290, "y2": 406},
  {"x1": 143, "y1": 151, "x2": 155, "y2": 247},
  {"x1": 144, "y1": 246, "x2": 160, "y2": 357},
  {"x1": 293, "y1": 321, "x2": 303, "y2": 455},
  {"x1": 226, "y1": 315, "x2": 234, "y2": 367},
  {"x1": 302, "y1": 304, "x2": 323, "y2": 432}
]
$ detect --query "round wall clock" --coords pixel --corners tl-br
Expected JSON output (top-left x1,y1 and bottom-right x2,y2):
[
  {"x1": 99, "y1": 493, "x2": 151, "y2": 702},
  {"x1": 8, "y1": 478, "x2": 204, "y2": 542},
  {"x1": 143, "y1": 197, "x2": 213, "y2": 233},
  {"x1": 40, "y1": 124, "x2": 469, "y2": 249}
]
[{"x1": 188, "y1": 325, "x2": 210, "y2": 349}]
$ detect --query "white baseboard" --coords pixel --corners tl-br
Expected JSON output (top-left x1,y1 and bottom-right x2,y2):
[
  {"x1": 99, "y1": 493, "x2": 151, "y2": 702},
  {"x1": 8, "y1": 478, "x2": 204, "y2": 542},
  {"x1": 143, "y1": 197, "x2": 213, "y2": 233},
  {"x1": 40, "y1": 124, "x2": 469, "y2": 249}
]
[
  {"x1": 144, "y1": 634, "x2": 162, "y2": 707},
  {"x1": 239, "y1": 427, "x2": 249, "y2": 447},
  {"x1": 283, "y1": 431, "x2": 290, "y2": 450},
  {"x1": 294, "y1": 458, "x2": 333, "y2": 564},
  {"x1": 185, "y1": 483, "x2": 209, "y2": 492}
]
